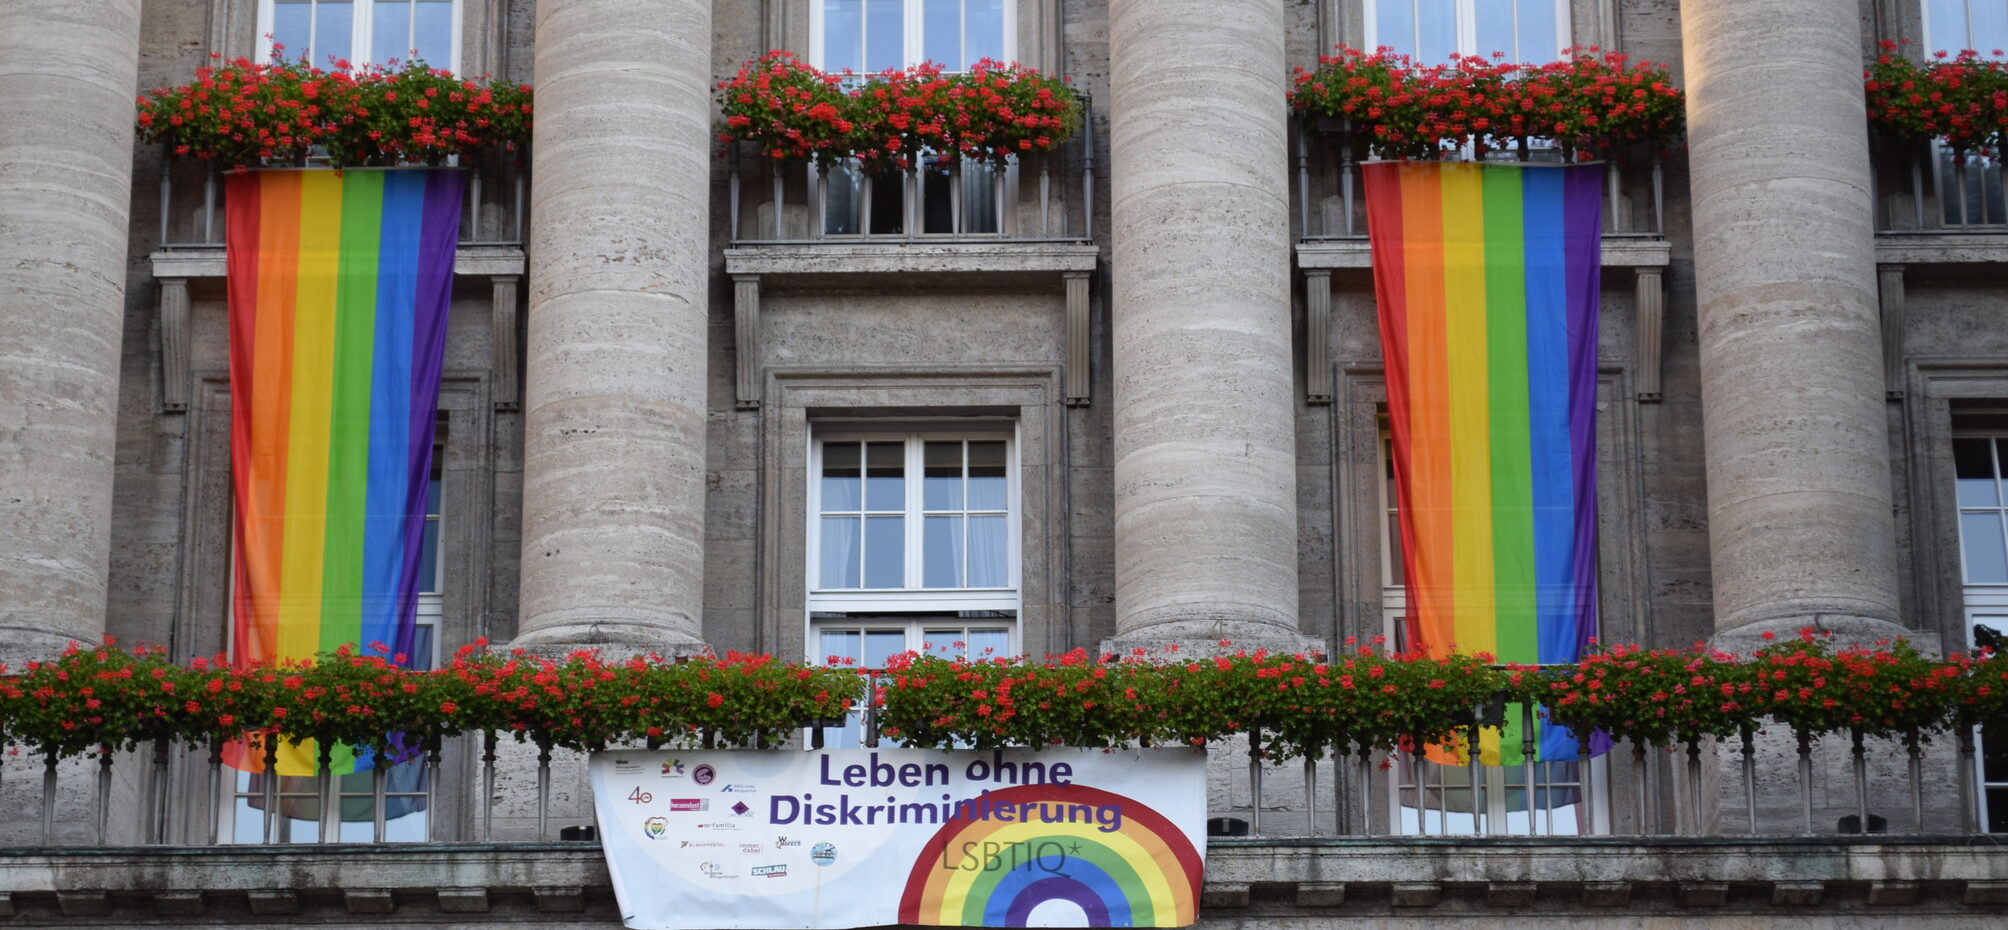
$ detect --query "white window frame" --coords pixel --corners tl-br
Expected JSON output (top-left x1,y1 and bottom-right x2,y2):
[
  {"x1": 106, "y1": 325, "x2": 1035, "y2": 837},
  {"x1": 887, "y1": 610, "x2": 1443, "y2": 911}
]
[
  {"x1": 806, "y1": 429, "x2": 1022, "y2": 616},
  {"x1": 1950, "y1": 418, "x2": 2008, "y2": 832},
  {"x1": 1923, "y1": 0, "x2": 2008, "y2": 58},
  {"x1": 1375, "y1": 425, "x2": 1606, "y2": 835},
  {"x1": 255, "y1": 0, "x2": 464, "y2": 70},
  {"x1": 217, "y1": 441, "x2": 446, "y2": 844},
  {"x1": 808, "y1": 0, "x2": 1018, "y2": 73},
  {"x1": 1363, "y1": 0, "x2": 1571, "y2": 62}
]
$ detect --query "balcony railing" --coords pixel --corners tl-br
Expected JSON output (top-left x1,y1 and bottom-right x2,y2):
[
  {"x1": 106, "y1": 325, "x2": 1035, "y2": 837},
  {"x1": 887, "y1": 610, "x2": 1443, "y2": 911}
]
[
  {"x1": 151, "y1": 145, "x2": 529, "y2": 250},
  {"x1": 726, "y1": 99, "x2": 1095, "y2": 246},
  {"x1": 3, "y1": 688, "x2": 1996, "y2": 848},
  {"x1": 1874, "y1": 133, "x2": 2008, "y2": 233},
  {"x1": 1293, "y1": 120, "x2": 1667, "y2": 241}
]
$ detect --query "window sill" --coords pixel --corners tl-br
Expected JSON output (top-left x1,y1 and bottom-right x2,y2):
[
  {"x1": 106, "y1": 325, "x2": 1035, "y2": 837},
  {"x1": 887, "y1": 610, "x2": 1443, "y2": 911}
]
[
  {"x1": 1873, "y1": 231, "x2": 2008, "y2": 266},
  {"x1": 148, "y1": 245, "x2": 525, "y2": 281},
  {"x1": 1294, "y1": 237, "x2": 1671, "y2": 271}
]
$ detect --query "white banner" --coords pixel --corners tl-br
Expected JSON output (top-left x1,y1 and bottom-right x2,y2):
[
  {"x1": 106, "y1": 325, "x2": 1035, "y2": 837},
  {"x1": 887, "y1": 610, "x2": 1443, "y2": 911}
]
[{"x1": 589, "y1": 748, "x2": 1208, "y2": 930}]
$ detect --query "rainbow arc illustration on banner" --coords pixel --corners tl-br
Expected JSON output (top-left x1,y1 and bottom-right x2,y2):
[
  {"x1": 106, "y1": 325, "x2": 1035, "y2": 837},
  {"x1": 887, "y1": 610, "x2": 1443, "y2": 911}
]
[
  {"x1": 1364, "y1": 161, "x2": 1603, "y2": 766},
  {"x1": 225, "y1": 169, "x2": 462, "y2": 775},
  {"x1": 900, "y1": 783, "x2": 1204, "y2": 927}
]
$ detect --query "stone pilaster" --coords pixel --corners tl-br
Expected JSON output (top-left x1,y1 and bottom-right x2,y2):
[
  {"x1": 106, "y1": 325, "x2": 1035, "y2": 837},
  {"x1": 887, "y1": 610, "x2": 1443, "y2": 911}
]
[
  {"x1": 515, "y1": 0, "x2": 711, "y2": 650},
  {"x1": 1681, "y1": 0, "x2": 1903, "y2": 649},
  {"x1": 1106, "y1": 0, "x2": 1310, "y2": 652},
  {"x1": 0, "y1": 0, "x2": 143, "y2": 664}
]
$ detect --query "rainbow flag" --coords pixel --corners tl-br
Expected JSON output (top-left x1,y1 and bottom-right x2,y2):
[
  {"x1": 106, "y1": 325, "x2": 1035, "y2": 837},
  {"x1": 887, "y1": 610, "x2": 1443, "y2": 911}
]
[
  {"x1": 225, "y1": 169, "x2": 461, "y2": 775},
  {"x1": 1364, "y1": 161, "x2": 1601, "y2": 765}
]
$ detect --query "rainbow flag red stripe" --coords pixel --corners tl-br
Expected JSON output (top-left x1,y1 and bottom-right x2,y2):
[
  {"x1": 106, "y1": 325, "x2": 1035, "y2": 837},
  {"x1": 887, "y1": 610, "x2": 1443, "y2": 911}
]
[
  {"x1": 225, "y1": 169, "x2": 461, "y2": 775},
  {"x1": 1364, "y1": 161, "x2": 1601, "y2": 764}
]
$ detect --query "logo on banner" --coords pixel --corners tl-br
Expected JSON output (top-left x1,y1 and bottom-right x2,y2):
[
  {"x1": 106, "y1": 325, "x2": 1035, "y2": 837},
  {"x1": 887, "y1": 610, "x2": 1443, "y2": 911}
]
[
  {"x1": 693, "y1": 764, "x2": 716, "y2": 786},
  {"x1": 719, "y1": 784, "x2": 757, "y2": 793},
  {"x1": 810, "y1": 842, "x2": 838, "y2": 866},
  {"x1": 752, "y1": 865, "x2": 789, "y2": 879},
  {"x1": 738, "y1": 843, "x2": 763, "y2": 855},
  {"x1": 774, "y1": 836, "x2": 802, "y2": 849},
  {"x1": 696, "y1": 822, "x2": 741, "y2": 831},
  {"x1": 730, "y1": 801, "x2": 752, "y2": 816},
  {"x1": 681, "y1": 840, "x2": 725, "y2": 849},
  {"x1": 669, "y1": 799, "x2": 708, "y2": 812},
  {"x1": 661, "y1": 759, "x2": 686, "y2": 777},
  {"x1": 896, "y1": 782, "x2": 1205, "y2": 927},
  {"x1": 643, "y1": 817, "x2": 668, "y2": 840}
]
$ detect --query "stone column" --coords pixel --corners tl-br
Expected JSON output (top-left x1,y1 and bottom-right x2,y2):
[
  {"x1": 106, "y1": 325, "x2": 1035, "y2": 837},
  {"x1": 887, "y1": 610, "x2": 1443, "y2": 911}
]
[
  {"x1": 1681, "y1": 0, "x2": 1902, "y2": 645},
  {"x1": 515, "y1": 0, "x2": 711, "y2": 650},
  {"x1": 0, "y1": 0, "x2": 143, "y2": 665},
  {"x1": 1107, "y1": 0, "x2": 1306, "y2": 650}
]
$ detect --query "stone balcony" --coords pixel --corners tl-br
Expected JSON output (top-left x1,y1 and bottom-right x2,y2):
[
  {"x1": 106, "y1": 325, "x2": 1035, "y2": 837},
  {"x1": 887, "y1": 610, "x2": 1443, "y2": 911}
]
[{"x1": 2, "y1": 838, "x2": 2005, "y2": 925}]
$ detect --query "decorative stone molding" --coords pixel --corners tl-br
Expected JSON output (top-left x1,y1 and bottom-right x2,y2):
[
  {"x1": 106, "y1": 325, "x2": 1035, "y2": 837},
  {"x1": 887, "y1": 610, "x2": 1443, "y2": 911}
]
[
  {"x1": 148, "y1": 245, "x2": 526, "y2": 281},
  {"x1": 1304, "y1": 270, "x2": 1333, "y2": 404},
  {"x1": 157, "y1": 277, "x2": 190, "y2": 413},
  {"x1": 490, "y1": 275, "x2": 520, "y2": 411},
  {"x1": 1634, "y1": 267, "x2": 1665, "y2": 402},
  {"x1": 722, "y1": 242, "x2": 1098, "y2": 278},
  {"x1": 1879, "y1": 264, "x2": 1907, "y2": 400},
  {"x1": 734, "y1": 275, "x2": 762, "y2": 409},
  {"x1": 1064, "y1": 270, "x2": 1092, "y2": 406}
]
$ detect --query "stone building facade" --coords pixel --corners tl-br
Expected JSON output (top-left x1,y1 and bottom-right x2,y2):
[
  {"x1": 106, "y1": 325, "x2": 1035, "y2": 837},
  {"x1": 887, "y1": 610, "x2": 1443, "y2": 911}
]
[{"x1": 4, "y1": 0, "x2": 2008, "y2": 925}]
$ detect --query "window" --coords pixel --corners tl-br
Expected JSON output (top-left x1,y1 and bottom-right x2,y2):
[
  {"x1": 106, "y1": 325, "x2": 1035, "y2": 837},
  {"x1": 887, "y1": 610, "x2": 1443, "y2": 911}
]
[
  {"x1": 1924, "y1": 2, "x2": 2008, "y2": 226},
  {"x1": 809, "y1": 0, "x2": 1017, "y2": 237},
  {"x1": 1949, "y1": 410, "x2": 2008, "y2": 831},
  {"x1": 259, "y1": 0, "x2": 459, "y2": 70},
  {"x1": 813, "y1": 0, "x2": 1012, "y2": 73},
  {"x1": 221, "y1": 453, "x2": 445, "y2": 843},
  {"x1": 809, "y1": 433, "x2": 1018, "y2": 606},
  {"x1": 1364, "y1": 0, "x2": 1569, "y2": 63},
  {"x1": 813, "y1": 618, "x2": 1014, "y2": 747},
  {"x1": 1376, "y1": 425, "x2": 1602, "y2": 835}
]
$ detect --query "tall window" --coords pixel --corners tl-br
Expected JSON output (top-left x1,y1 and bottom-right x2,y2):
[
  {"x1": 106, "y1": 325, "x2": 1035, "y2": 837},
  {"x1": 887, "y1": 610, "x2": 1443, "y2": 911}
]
[
  {"x1": 810, "y1": 0, "x2": 1017, "y2": 237},
  {"x1": 1364, "y1": 0, "x2": 1569, "y2": 62},
  {"x1": 1949, "y1": 410, "x2": 2008, "y2": 832},
  {"x1": 221, "y1": 449, "x2": 445, "y2": 843},
  {"x1": 259, "y1": 0, "x2": 459, "y2": 70},
  {"x1": 1377, "y1": 425, "x2": 1601, "y2": 835},
  {"x1": 814, "y1": 0, "x2": 1011, "y2": 73},
  {"x1": 808, "y1": 429, "x2": 1020, "y2": 746},
  {"x1": 1923, "y1": 1, "x2": 2008, "y2": 226}
]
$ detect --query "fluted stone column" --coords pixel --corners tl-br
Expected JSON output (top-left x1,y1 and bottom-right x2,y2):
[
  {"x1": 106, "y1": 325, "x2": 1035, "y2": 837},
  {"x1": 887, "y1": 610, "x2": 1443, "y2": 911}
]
[
  {"x1": 516, "y1": 0, "x2": 711, "y2": 650},
  {"x1": 1681, "y1": 0, "x2": 1902, "y2": 646},
  {"x1": 1107, "y1": 0, "x2": 1306, "y2": 651},
  {"x1": 0, "y1": 0, "x2": 143, "y2": 665}
]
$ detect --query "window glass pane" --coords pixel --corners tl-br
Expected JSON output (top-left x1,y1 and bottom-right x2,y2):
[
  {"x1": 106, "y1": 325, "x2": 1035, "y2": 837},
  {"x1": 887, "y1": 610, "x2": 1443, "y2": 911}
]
[
  {"x1": 865, "y1": 441, "x2": 905, "y2": 510},
  {"x1": 372, "y1": 0, "x2": 411, "y2": 64},
  {"x1": 924, "y1": 515, "x2": 965, "y2": 587},
  {"x1": 968, "y1": 440, "x2": 1007, "y2": 510},
  {"x1": 1928, "y1": 0, "x2": 1971, "y2": 53},
  {"x1": 413, "y1": 0, "x2": 454, "y2": 67},
  {"x1": 865, "y1": 0, "x2": 904, "y2": 73},
  {"x1": 966, "y1": 0, "x2": 1006, "y2": 65},
  {"x1": 822, "y1": 442, "x2": 861, "y2": 511},
  {"x1": 418, "y1": 519, "x2": 440, "y2": 594},
  {"x1": 1373, "y1": 0, "x2": 1414, "y2": 57},
  {"x1": 426, "y1": 474, "x2": 442, "y2": 515},
  {"x1": 820, "y1": 516, "x2": 861, "y2": 587},
  {"x1": 968, "y1": 514, "x2": 1007, "y2": 587},
  {"x1": 1976, "y1": 0, "x2": 2008, "y2": 57},
  {"x1": 1387, "y1": 510, "x2": 1405, "y2": 586},
  {"x1": 962, "y1": 160, "x2": 997, "y2": 233},
  {"x1": 864, "y1": 515, "x2": 905, "y2": 587},
  {"x1": 1414, "y1": 0, "x2": 1456, "y2": 63},
  {"x1": 1517, "y1": 0, "x2": 1561, "y2": 61},
  {"x1": 409, "y1": 623, "x2": 435, "y2": 670},
  {"x1": 923, "y1": 162, "x2": 955, "y2": 233},
  {"x1": 923, "y1": 631, "x2": 962, "y2": 658},
  {"x1": 272, "y1": 0, "x2": 314, "y2": 61},
  {"x1": 314, "y1": 0, "x2": 355, "y2": 65},
  {"x1": 869, "y1": 168, "x2": 905, "y2": 234},
  {"x1": 1475, "y1": 1, "x2": 1515, "y2": 59},
  {"x1": 865, "y1": 629, "x2": 908, "y2": 666},
  {"x1": 924, "y1": 0, "x2": 962, "y2": 69},
  {"x1": 1962, "y1": 512, "x2": 2008, "y2": 583},
  {"x1": 1956, "y1": 438, "x2": 1999, "y2": 506},
  {"x1": 967, "y1": 628, "x2": 1010, "y2": 659},
  {"x1": 821, "y1": 629, "x2": 862, "y2": 665},
  {"x1": 823, "y1": 0, "x2": 864, "y2": 71},
  {"x1": 825, "y1": 163, "x2": 863, "y2": 234},
  {"x1": 924, "y1": 441, "x2": 964, "y2": 510}
]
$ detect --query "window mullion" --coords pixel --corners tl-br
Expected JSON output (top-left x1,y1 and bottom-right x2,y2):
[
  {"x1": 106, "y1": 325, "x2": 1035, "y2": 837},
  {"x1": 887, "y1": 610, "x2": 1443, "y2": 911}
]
[
  {"x1": 1457, "y1": 0, "x2": 1477, "y2": 58},
  {"x1": 906, "y1": 436, "x2": 924, "y2": 589}
]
